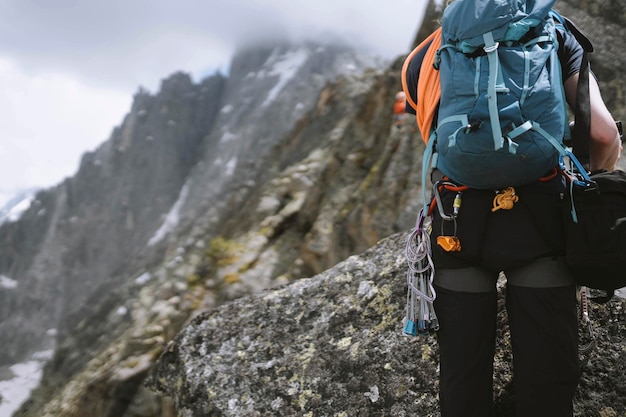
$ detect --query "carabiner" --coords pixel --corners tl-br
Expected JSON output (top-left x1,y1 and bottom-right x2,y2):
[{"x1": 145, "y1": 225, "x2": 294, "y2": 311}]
[{"x1": 433, "y1": 181, "x2": 460, "y2": 221}]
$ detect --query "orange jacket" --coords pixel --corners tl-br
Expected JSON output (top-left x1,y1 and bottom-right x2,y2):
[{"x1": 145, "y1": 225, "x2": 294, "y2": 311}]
[{"x1": 393, "y1": 97, "x2": 406, "y2": 115}]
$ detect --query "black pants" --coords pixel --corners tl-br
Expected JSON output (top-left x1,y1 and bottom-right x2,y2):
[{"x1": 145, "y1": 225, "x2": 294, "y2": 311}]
[{"x1": 433, "y1": 260, "x2": 580, "y2": 417}]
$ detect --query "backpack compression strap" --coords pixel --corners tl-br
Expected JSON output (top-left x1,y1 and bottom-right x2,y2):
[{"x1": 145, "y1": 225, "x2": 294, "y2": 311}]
[{"x1": 483, "y1": 31, "x2": 511, "y2": 151}]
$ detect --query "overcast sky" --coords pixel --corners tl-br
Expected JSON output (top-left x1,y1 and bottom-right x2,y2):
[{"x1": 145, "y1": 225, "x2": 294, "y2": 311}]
[{"x1": 0, "y1": 0, "x2": 426, "y2": 204}]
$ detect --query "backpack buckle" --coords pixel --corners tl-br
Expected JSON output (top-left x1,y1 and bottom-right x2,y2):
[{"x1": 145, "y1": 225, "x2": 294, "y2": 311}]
[
  {"x1": 464, "y1": 120, "x2": 483, "y2": 134},
  {"x1": 483, "y1": 41, "x2": 499, "y2": 53}
]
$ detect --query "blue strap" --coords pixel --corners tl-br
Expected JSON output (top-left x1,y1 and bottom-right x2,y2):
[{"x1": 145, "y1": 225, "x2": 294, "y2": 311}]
[
  {"x1": 529, "y1": 121, "x2": 562, "y2": 150},
  {"x1": 529, "y1": 121, "x2": 593, "y2": 212},
  {"x1": 526, "y1": 121, "x2": 592, "y2": 224},
  {"x1": 568, "y1": 180, "x2": 579, "y2": 223},
  {"x1": 507, "y1": 121, "x2": 532, "y2": 138},
  {"x1": 421, "y1": 132, "x2": 437, "y2": 213},
  {"x1": 523, "y1": 34, "x2": 552, "y2": 47},
  {"x1": 474, "y1": 58, "x2": 481, "y2": 97},
  {"x1": 528, "y1": 120, "x2": 588, "y2": 176},
  {"x1": 439, "y1": 114, "x2": 469, "y2": 127},
  {"x1": 435, "y1": 44, "x2": 456, "y2": 69},
  {"x1": 438, "y1": 114, "x2": 469, "y2": 148},
  {"x1": 483, "y1": 32, "x2": 506, "y2": 151},
  {"x1": 549, "y1": 31, "x2": 572, "y2": 143}
]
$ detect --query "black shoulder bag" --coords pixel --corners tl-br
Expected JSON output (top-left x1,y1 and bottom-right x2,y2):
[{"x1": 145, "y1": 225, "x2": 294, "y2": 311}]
[
  {"x1": 563, "y1": 17, "x2": 626, "y2": 302},
  {"x1": 564, "y1": 168, "x2": 626, "y2": 300}
]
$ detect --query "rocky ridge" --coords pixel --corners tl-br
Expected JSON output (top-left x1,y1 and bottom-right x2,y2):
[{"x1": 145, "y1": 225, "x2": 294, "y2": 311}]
[{"x1": 3, "y1": 0, "x2": 626, "y2": 416}]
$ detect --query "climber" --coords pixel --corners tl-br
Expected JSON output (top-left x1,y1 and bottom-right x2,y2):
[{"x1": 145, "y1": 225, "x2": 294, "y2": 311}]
[
  {"x1": 402, "y1": 1, "x2": 622, "y2": 416},
  {"x1": 393, "y1": 91, "x2": 408, "y2": 128}
]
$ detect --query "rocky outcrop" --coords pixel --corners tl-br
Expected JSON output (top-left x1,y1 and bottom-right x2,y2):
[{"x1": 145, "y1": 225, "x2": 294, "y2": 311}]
[
  {"x1": 0, "y1": 71, "x2": 227, "y2": 366},
  {"x1": 0, "y1": 42, "x2": 385, "y2": 368},
  {"x1": 146, "y1": 231, "x2": 626, "y2": 416}
]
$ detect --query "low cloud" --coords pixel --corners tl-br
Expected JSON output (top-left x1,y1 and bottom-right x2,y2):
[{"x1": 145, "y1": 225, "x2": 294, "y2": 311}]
[{"x1": 0, "y1": 0, "x2": 424, "y2": 192}]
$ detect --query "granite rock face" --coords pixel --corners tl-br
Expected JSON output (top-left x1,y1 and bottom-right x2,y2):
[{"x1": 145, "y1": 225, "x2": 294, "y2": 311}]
[
  {"x1": 0, "y1": 42, "x2": 387, "y2": 368},
  {"x1": 147, "y1": 231, "x2": 626, "y2": 417}
]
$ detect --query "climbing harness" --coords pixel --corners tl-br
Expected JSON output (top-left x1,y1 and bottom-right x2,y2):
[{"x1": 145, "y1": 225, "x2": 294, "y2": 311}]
[
  {"x1": 403, "y1": 171, "x2": 561, "y2": 337},
  {"x1": 404, "y1": 209, "x2": 439, "y2": 336}
]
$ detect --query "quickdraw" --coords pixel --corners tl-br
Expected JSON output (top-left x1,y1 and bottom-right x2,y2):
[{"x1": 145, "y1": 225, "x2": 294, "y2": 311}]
[{"x1": 404, "y1": 209, "x2": 439, "y2": 336}]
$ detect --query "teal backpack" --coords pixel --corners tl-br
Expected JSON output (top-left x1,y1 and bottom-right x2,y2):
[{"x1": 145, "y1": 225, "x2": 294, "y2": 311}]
[
  {"x1": 430, "y1": 0, "x2": 569, "y2": 189},
  {"x1": 404, "y1": 1, "x2": 595, "y2": 337}
]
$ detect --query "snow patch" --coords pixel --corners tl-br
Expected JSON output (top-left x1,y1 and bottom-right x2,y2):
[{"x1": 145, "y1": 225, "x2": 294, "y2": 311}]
[
  {"x1": 220, "y1": 131, "x2": 237, "y2": 143},
  {"x1": 0, "y1": 190, "x2": 37, "y2": 225},
  {"x1": 0, "y1": 350, "x2": 53, "y2": 417},
  {"x1": 225, "y1": 157, "x2": 238, "y2": 176},
  {"x1": 147, "y1": 184, "x2": 190, "y2": 246},
  {"x1": 135, "y1": 272, "x2": 152, "y2": 285},
  {"x1": 262, "y1": 48, "x2": 309, "y2": 107},
  {"x1": 0, "y1": 274, "x2": 17, "y2": 289}
]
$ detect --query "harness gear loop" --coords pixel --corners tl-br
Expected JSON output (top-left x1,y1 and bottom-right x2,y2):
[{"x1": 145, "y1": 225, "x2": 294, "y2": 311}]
[{"x1": 491, "y1": 187, "x2": 519, "y2": 212}]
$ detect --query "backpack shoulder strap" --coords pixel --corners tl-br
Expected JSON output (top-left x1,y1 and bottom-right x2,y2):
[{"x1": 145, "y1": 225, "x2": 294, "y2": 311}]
[{"x1": 550, "y1": 10, "x2": 594, "y2": 163}]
